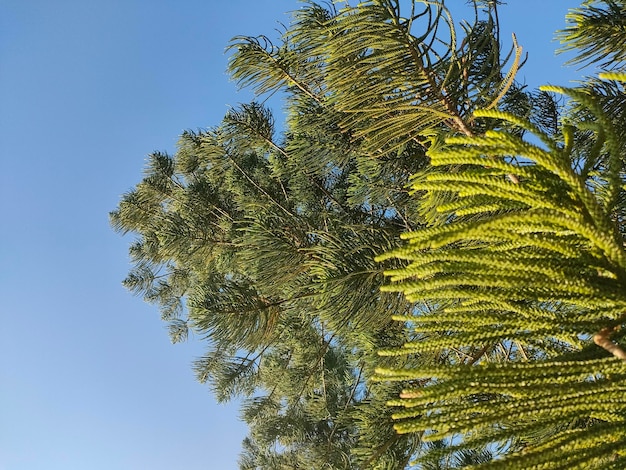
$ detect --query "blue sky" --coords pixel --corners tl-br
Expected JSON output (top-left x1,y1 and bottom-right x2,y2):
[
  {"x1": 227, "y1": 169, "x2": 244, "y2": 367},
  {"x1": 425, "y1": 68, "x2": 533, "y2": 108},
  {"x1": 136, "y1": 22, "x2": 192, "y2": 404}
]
[{"x1": 0, "y1": 1, "x2": 583, "y2": 469}]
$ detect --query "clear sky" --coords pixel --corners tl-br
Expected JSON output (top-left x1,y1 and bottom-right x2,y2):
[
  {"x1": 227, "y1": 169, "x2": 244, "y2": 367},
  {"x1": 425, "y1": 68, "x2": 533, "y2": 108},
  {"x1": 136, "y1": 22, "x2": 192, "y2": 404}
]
[{"x1": 0, "y1": 1, "x2": 584, "y2": 469}]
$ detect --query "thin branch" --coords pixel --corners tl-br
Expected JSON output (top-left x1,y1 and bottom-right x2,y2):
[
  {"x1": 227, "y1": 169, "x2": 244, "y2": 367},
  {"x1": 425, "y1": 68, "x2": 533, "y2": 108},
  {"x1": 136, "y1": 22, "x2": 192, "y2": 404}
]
[
  {"x1": 225, "y1": 151, "x2": 297, "y2": 219},
  {"x1": 263, "y1": 45, "x2": 323, "y2": 105},
  {"x1": 594, "y1": 326, "x2": 626, "y2": 362},
  {"x1": 467, "y1": 344, "x2": 491, "y2": 365},
  {"x1": 295, "y1": 332, "x2": 337, "y2": 401},
  {"x1": 364, "y1": 434, "x2": 401, "y2": 468},
  {"x1": 326, "y1": 361, "x2": 363, "y2": 452}
]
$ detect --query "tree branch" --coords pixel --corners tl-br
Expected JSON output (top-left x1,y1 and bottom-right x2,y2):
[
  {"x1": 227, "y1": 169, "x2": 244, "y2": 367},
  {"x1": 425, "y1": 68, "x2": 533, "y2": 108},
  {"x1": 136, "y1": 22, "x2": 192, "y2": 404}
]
[{"x1": 594, "y1": 326, "x2": 626, "y2": 362}]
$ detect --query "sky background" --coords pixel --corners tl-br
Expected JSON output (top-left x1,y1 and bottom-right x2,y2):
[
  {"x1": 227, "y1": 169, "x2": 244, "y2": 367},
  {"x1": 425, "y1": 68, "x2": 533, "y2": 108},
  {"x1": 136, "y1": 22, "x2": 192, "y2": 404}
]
[{"x1": 0, "y1": 1, "x2": 585, "y2": 469}]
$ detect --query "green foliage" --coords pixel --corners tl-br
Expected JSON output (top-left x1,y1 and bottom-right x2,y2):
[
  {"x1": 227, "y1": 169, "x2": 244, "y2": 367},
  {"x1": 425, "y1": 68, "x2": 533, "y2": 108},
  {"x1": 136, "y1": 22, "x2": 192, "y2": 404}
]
[
  {"x1": 112, "y1": 14, "x2": 428, "y2": 462},
  {"x1": 376, "y1": 77, "x2": 626, "y2": 468},
  {"x1": 557, "y1": 0, "x2": 626, "y2": 69},
  {"x1": 112, "y1": 0, "x2": 626, "y2": 468}
]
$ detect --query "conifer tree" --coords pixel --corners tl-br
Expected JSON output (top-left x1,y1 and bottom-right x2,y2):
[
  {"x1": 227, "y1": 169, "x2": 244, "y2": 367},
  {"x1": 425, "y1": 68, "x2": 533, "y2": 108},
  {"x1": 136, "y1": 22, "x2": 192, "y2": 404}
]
[
  {"x1": 110, "y1": 1, "x2": 626, "y2": 468},
  {"x1": 375, "y1": 1, "x2": 626, "y2": 468}
]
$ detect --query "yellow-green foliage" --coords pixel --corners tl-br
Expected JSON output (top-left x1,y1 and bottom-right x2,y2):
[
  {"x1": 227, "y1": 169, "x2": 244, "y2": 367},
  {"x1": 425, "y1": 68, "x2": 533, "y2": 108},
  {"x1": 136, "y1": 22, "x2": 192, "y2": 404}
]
[{"x1": 375, "y1": 78, "x2": 626, "y2": 469}]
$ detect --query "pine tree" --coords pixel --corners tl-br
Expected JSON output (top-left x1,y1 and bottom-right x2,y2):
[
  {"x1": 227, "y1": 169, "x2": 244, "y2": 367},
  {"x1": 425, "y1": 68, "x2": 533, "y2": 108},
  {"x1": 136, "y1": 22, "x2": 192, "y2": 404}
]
[
  {"x1": 110, "y1": 1, "x2": 619, "y2": 468},
  {"x1": 374, "y1": 2, "x2": 626, "y2": 468}
]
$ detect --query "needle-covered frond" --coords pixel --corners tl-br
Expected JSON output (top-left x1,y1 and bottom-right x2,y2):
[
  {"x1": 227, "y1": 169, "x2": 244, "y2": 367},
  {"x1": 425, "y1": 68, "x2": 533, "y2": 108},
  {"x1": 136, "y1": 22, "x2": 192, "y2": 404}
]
[
  {"x1": 228, "y1": 1, "x2": 525, "y2": 157},
  {"x1": 228, "y1": 34, "x2": 324, "y2": 103},
  {"x1": 557, "y1": 0, "x2": 626, "y2": 69},
  {"x1": 318, "y1": 0, "x2": 523, "y2": 151},
  {"x1": 376, "y1": 78, "x2": 626, "y2": 468}
]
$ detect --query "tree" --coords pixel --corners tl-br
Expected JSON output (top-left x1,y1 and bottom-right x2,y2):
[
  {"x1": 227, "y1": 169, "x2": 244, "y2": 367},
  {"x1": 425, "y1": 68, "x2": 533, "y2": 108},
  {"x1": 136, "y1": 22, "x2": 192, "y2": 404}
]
[
  {"x1": 112, "y1": 1, "x2": 626, "y2": 468},
  {"x1": 374, "y1": 2, "x2": 626, "y2": 468},
  {"x1": 111, "y1": 104, "x2": 418, "y2": 467}
]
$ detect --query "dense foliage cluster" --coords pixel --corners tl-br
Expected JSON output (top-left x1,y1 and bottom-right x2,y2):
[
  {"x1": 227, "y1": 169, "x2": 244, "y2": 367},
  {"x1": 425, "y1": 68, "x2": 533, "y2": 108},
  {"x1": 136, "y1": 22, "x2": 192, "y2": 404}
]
[{"x1": 112, "y1": 1, "x2": 626, "y2": 468}]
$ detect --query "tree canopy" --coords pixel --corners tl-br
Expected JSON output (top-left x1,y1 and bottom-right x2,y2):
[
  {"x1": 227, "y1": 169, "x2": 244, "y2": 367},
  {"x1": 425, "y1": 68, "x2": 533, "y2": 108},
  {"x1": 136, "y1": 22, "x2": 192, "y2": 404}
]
[{"x1": 112, "y1": 1, "x2": 626, "y2": 468}]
